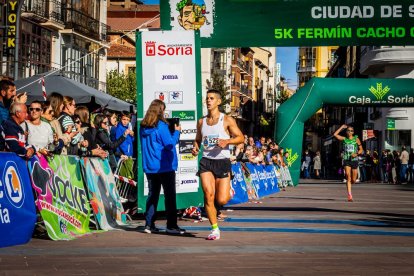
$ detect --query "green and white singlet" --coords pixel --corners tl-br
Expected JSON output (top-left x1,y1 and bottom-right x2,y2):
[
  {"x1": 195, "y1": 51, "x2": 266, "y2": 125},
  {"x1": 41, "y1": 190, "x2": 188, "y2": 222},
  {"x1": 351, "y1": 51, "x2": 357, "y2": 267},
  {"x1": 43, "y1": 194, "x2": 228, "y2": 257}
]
[{"x1": 343, "y1": 135, "x2": 358, "y2": 161}]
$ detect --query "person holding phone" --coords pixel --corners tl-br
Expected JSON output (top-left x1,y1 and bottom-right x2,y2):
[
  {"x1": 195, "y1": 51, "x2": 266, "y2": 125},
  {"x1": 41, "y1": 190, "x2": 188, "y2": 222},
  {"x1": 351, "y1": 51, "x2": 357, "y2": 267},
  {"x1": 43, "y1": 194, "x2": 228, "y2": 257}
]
[
  {"x1": 334, "y1": 124, "x2": 363, "y2": 202},
  {"x1": 140, "y1": 99, "x2": 185, "y2": 234}
]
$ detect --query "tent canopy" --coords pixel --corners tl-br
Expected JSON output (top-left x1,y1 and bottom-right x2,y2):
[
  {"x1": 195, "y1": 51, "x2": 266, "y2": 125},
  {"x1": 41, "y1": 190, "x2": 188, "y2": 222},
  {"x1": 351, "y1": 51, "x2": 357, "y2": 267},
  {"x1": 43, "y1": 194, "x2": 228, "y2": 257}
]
[{"x1": 15, "y1": 72, "x2": 134, "y2": 112}]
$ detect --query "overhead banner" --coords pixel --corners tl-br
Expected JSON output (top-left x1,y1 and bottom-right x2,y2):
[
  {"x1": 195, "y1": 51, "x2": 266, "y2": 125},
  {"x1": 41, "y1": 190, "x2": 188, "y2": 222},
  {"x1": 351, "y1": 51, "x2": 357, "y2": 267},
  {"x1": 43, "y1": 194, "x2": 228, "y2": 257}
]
[
  {"x1": 136, "y1": 30, "x2": 204, "y2": 212},
  {"x1": 161, "y1": 0, "x2": 414, "y2": 47},
  {"x1": 33, "y1": 155, "x2": 94, "y2": 240},
  {"x1": 0, "y1": 153, "x2": 36, "y2": 248},
  {"x1": 81, "y1": 158, "x2": 127, "y2": 230}
]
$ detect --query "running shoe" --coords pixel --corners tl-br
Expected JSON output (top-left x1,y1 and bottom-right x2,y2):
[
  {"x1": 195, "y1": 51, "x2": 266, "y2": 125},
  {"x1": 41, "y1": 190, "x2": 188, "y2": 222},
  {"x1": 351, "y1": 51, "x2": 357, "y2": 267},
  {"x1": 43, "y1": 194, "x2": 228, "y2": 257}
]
[{"x1": 206, "y1": 229, "x2": 220, "y2": 240}]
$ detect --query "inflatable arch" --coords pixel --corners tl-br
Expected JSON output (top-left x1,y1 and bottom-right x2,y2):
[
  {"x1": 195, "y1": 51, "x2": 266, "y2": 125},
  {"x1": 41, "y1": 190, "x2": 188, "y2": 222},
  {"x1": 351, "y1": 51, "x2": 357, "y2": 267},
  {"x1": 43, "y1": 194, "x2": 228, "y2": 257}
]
[{"x1": 275, "y1": 78, "x2": 414, "y2": 185}]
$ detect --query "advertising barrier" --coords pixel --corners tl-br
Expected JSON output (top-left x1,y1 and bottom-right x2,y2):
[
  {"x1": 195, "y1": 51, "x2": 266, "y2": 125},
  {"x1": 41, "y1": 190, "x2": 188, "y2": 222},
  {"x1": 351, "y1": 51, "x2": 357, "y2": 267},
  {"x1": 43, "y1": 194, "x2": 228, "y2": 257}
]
[
  {"x1": 244, "y1": 163, "x2": 262, "y2": 199},
  {"x1": 39, "y1": 155, "x2": 93, "y2": 240},
  {"x1": 81, "y1": 158, "x2": 127, "y2": 230},
  {"x1": 227, "y1": 163, "x2": 248, "y2": 205},
  {"x1": 227, "y1": 162, "x2": 282, "y2": 205},
  {"x1": 1, "y1": 149, "x2": 285, "y2": 247},
  {"x1": 264, "y1": 165, "x2": 280, "y2": 195},
  {"x1": 0, "y1": 153, "x2": 36, "y2": 248}
]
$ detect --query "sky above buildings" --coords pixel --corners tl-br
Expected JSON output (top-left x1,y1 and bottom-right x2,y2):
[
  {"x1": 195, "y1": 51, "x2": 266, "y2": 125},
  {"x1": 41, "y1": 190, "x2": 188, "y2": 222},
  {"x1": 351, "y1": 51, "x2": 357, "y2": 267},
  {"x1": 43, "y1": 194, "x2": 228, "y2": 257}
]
[
  {"x1": 277, "y1": 47, "x2": 298, "y2": 90},
  {"x1": 142, "y1": 0, "x2": 298, "y2": 90}
]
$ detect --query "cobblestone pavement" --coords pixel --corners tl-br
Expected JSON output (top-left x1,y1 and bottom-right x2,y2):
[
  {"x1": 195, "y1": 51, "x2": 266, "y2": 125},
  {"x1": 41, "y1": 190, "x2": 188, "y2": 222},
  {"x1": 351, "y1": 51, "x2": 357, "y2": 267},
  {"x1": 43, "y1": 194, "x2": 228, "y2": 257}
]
[{"x1": 1, "y1": 180, "x2": 414, "y2": 275}]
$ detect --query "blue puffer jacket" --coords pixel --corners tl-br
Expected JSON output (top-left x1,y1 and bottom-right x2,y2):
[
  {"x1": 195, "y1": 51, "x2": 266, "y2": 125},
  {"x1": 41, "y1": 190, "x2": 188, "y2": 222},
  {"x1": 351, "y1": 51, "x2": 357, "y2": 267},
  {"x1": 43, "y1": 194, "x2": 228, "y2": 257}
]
[
  {"x1": 114, "y1": 123, "x2": 135, "y2": 157},
  {"x1": 140, "y1": 121, "x2": 180, "y2": 174}
]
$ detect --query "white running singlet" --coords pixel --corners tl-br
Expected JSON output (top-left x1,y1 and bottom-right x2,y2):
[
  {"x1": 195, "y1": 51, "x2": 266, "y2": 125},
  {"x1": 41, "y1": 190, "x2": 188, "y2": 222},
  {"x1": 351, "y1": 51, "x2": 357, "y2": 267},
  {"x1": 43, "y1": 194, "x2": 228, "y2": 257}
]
[{"x1": 201, "y1": 113, "x2": 230, "y2": 159}]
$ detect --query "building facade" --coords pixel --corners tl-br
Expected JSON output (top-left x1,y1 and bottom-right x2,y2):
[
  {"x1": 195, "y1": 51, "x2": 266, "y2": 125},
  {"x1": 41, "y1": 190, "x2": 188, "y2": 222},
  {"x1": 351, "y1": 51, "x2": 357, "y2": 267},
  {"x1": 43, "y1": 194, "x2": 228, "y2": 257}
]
[
  {"x1": 201, "y1": 47, "x2": 276, "y2": 137},
  {"x1": 297, "y1": 46, "x2": 338, "y2": 152},
  {"x1": 106, "y1": 2, "x2": 159, "y2": 74},
  {"x1": 0, "y1": 0, "x2": 108, "y2": 91},
  {"x1": 297, "y1": 46, "x2": 338, "y2": 88},
  {"x1": 360, "y1": 46, "x2": 414, "y2": 152}
]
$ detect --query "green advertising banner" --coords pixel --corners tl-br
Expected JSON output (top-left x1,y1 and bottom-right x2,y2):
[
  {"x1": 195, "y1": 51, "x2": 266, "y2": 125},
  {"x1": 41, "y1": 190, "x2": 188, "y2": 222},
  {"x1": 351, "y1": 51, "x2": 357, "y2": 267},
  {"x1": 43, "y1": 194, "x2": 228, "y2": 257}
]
[
  {"x1": 275, "y1": 78, "x2": 414, "y2": 185},
  {"x1": 161, "y1": 0, "x2": 414, "y2": 47},
  {"x1": 30, "y1": 155, "x2": 93, "y2": 240}
]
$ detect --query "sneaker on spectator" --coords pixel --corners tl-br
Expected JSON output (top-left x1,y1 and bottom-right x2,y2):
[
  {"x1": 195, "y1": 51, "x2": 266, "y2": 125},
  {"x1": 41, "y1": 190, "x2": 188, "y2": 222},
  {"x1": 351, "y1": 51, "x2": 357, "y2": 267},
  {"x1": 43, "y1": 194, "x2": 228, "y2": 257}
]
[
  {"x1": 342, "y1": 179, "x2": 347, "y2": 183},
  {"x1": 143, "y1": 225, "x2": 160, "y2": 234},
  {"x1": 166, "y1": 227, "x2": 186, "y2": 235}
]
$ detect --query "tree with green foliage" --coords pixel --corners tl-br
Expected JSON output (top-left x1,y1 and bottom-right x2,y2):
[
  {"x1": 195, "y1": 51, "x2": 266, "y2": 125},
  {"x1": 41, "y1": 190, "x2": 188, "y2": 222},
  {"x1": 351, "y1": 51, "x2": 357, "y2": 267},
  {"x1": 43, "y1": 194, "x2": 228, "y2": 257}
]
[{"x1": 106, "y1": 70, "x2": 136, "y2": 103}]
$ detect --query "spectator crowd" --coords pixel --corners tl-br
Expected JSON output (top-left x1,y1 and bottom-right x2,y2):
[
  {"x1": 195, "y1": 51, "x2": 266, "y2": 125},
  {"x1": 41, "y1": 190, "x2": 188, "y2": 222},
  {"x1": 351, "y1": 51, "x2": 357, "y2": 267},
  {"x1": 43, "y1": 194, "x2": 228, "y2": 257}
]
[
  {"x1": 302, "y1": 145, "x2": 414, "y2": 185},
  {"x1": 229, "y1": 135, "x2": 293, "y2": 188},
  {"x1": 0, "y1": 80, "x2": 136, "y2": 173},
  {"x1": 2, "y1": 79, "x2": 412, "y2": 187}
]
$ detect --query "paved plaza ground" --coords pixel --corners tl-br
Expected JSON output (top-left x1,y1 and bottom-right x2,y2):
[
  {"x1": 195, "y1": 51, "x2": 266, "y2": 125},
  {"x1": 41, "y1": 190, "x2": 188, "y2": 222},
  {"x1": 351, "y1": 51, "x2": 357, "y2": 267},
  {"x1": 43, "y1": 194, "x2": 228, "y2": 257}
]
[{"x1": 1, "y1": 180, "x2": 414, "y2": 275}]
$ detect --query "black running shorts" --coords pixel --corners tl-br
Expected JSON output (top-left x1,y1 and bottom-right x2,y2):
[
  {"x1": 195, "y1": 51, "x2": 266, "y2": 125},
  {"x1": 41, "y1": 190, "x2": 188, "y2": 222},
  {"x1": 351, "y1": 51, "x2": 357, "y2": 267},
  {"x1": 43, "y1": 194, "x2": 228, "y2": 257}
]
[
  {"x1": 343, "y1": 160, "x2": 358, "y2": 169},
  {"x1": 198, "y1": 157, "x2": 231, "y2": 179}
]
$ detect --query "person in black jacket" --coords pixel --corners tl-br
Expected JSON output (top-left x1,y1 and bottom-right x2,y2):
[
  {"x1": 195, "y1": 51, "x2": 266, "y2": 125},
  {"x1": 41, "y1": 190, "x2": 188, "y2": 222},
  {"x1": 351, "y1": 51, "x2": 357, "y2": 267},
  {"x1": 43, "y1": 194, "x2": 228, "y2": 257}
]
[{"x1": 94, "y1": 114, "x2": 131, "y2": 172}]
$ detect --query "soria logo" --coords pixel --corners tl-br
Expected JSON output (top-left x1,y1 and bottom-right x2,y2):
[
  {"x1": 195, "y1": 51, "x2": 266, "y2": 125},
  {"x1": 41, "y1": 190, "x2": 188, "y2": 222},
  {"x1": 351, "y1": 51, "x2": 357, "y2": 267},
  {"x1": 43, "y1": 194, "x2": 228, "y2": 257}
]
[
  {"x1": 145, "y1": 41, "x2": 193, "y2": 56},
  {"x1": 349, "y1": 82, "x2": 414, "y2": 105},
  {"x1": 286, "y1": 148, "x2": 298, "y2": 167},
  {"x1": 3, "y1": 161, "x2": 25, "y2": 208},
  {"x1": 369, "y1": 83, "x2": 390, "y2": 101}
]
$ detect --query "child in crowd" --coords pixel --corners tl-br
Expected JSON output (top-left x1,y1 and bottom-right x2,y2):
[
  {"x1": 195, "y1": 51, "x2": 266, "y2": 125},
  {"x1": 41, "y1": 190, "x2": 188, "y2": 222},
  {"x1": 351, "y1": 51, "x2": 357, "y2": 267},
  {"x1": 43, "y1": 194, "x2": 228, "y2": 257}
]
[{"x1": 114, "y1": 111, "x2": 135, "y2": 158}]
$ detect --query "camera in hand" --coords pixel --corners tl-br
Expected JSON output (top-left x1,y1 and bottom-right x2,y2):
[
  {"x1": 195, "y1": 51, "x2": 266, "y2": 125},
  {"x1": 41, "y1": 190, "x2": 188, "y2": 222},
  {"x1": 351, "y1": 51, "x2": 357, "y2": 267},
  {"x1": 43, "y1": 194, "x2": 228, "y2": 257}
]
[{"x1": 166, "y1": 118, "x2": 180, "y2": 133}]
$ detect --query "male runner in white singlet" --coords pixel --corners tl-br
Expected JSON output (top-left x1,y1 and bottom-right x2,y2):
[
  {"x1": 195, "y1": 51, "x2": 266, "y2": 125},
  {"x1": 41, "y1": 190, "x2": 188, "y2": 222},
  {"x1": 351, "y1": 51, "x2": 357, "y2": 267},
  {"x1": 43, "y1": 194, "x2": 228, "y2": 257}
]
[{"x1": 192, "y1": 89, "x2": 244, "y2": 240}]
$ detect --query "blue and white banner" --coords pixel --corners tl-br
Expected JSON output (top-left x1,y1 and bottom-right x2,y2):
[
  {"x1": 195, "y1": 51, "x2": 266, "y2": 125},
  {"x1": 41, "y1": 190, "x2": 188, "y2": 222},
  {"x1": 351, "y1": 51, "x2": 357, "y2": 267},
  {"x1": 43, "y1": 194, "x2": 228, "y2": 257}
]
[
  {"x1": 264, "y1": 165, "x2": 280, "y2": 195},
  {"x1": 0, "y1": 153, "x2": 36, "y2": 248},
  {"x1": 227, "y1": 163, "x2": 248, "y2": 205},
  {"x1": 244, "y1": 163, "x2": 261, "y2": 197}
]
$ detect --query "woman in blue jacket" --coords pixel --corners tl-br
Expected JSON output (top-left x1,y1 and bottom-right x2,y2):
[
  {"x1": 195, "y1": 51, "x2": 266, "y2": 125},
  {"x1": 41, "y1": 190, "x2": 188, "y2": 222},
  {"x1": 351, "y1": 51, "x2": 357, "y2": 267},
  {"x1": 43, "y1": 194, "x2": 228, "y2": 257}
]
[{"x1": 140, "y1": 99, "x2": 185, "y2": 235}]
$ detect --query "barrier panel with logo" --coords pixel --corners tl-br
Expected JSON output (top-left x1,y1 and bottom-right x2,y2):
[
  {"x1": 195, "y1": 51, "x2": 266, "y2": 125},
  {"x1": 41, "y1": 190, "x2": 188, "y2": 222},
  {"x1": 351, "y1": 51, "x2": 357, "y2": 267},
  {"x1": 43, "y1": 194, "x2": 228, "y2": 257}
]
[
  {"x1": 37, "y1": 155, "x2": 94, "y2": 240},
  {"x1": 241, "y1": 163, "x2": 258, "y2": 200},
  {"x1": 264, "y1": 165, "x2": 280, "y2": 195},
  {"x1": 226, "y1": 163, "x2": 281, "y2": 206},
  {"x1": 244, "y1": 163, "x2": 262, "y2": 199},
  {"x1": 81, "y1": 158, "x2": 127, "y2": 230},
  {"x1": 0, "y1": 153, "x2": 36, "y2": 248},
  {"x1": 227, "y1": 163, "x2": 249, "y2": 205},
  {"x1": 136, "y1": 30, "x2": 204, "y2": 212}
]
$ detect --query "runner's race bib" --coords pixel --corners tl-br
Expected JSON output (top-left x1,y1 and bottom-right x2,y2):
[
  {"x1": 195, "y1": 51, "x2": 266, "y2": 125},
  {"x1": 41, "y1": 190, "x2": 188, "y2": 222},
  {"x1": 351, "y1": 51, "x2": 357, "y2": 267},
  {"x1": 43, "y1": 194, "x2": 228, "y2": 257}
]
[
  {"x1": 344, "y1": 144, "x2": 355, "y2": 153},
  {"x1": 203, "y1": 135, "x2": 219, "y2": 150}
]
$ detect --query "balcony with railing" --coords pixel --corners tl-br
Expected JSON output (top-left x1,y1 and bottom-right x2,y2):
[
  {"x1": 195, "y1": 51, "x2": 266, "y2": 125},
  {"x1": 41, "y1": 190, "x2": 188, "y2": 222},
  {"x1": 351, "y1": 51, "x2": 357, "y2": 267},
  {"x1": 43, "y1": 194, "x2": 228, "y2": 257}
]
[
  {"x1": 360, "y1": 46, "x2": 414, "y2": 75},
  {"x1": 63, "y1": 7, "x2": 103, "y2": 41},
  {"x1": 297, "y1": 64, "x2": 316, "y2": 73},
  {"x1": 233, "y1": 58, "x2": 252, "y2": 75},
  {"x1": 230, "y1": 78, "x2": 252, "y2": 98},
  {"x1": 22, "y1": 0, "x2": 64, "y2": 29}
]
